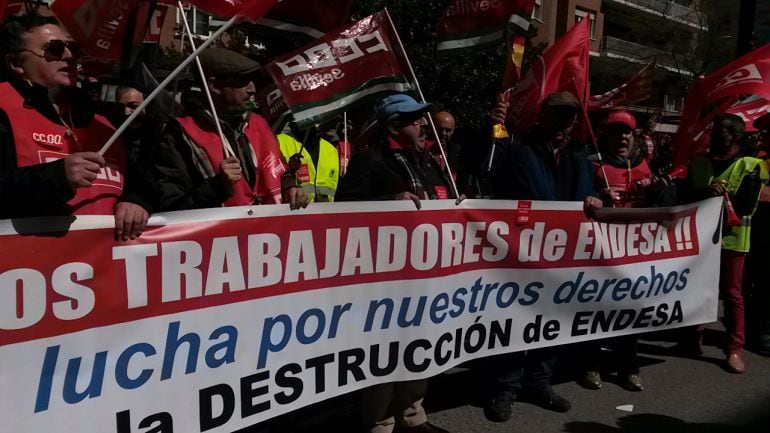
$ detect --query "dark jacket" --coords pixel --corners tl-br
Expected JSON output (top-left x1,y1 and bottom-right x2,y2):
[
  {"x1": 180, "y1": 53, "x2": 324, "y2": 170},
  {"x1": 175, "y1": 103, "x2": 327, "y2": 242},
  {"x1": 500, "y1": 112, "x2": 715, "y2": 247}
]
[
  {"x1": 336, "y1": 142, "x2": 451, "y2": 202},
  {"x1": 149, "y1": 93, "x2": 295, "y2": 211},
  {"x1": 491, "y1": 127, "x2": 595, "y2": 201},
  {"x1": 0, "y1": 80, "x2": 151, "y2": 219}
]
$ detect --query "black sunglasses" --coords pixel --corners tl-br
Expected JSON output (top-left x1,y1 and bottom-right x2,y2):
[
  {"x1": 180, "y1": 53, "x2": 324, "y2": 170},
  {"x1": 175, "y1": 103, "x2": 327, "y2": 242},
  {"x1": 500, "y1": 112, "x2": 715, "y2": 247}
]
[{"x1": 17, "y1": 40, "x2": 83, "y2": 61}]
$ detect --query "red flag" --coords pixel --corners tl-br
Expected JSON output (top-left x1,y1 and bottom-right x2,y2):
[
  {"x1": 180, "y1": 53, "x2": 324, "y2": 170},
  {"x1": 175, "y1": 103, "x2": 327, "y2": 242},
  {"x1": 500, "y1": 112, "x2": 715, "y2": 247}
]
[
  {"x1": 186, "y1": 0, "x2": 277, "y2": 22},
  {"x1": 437, "y1": 0, "x2": 535, "y2": 52},
  {"x1": 727, "y1": 97, "x2": 770, "y2": 132},
  {"x1": 673, "y1": 44, "x2": 770, "y2": 164},
  {"x1": 507, "y1": 18, "x2": 590, "y2": 132},
  {"x1": 264, "y1": 12, "x2": 412, "y2": 128},
  {"x1": 257, "y1": 0, "x2": 356, "y2": 39},
  {"x1": 588, "y1": 62, "x2": 654, "y2": 112},
  {"x1": 51, "y1": 0, "x2": 150, "y2": 61}
]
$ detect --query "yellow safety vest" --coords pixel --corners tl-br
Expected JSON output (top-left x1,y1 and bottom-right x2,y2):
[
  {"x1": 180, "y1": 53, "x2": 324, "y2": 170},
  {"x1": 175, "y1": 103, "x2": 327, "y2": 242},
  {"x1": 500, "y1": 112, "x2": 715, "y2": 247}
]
[
  {"x1": 690, "y1": 156, "x2": 770, "y2": 252},
  {"x1": 278, "y1": 134, "x2": 339, "y2": 203}
]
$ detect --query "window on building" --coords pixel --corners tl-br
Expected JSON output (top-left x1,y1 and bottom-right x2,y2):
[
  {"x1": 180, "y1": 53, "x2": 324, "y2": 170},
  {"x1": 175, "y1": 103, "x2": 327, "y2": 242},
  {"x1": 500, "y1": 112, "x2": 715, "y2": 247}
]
[
  {"x1": 664, "y1": 94, "x2": 684, "y2": 113},
  {"x1": 177, "y1": 6, "x2": 211, "y2": 36},
  {"x1": 532, "y1": 0, "x2": 543, "y2": 21},
  {"x1": 575, "y1": 8, "x2": 597, "y2": 40}
]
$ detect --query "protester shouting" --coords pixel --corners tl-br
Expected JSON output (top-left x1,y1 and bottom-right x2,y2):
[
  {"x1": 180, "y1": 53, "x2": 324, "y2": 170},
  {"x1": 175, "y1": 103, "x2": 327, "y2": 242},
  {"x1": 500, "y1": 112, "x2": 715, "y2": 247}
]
[
  {"x1": 149, "y1": 47, "x2": 308, "y2": 211},
  {"x1": 676, "y1": 113, "x2": 769, "y2": 373},
  {"x1": 0, "y1": 13, "x2": 150, "y2": 240},
  {"x1": 336, "y1": 94, "x2": 453, "y2": 433},
  {"x1": 580, "y1": 110, "x2": 677, "y2": 392}
]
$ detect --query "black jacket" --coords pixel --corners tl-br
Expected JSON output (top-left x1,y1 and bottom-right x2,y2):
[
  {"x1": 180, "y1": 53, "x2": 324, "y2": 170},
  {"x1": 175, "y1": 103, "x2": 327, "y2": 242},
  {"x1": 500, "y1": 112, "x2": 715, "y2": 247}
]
[
  {"x1": 336, "y1": 143, "x2": 451, "y2": 202},
  {"x1": 0, "y1": 80, "x2": 151, "y2": 219},
  {"x1": 148, "y1": 94, "x2": 296, "y2": 211},
  {"x1": 490, "y1": 128, "x2": 595, "y2": 201}
]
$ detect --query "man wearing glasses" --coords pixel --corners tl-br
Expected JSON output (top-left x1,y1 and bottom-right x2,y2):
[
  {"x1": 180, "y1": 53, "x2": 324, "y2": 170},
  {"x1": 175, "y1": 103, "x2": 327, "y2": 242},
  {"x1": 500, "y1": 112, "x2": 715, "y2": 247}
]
[
  {"x1": 336, "y1": 93, "x2": 453, "y2": 433},
  {"x1": 0, "y1": 13, "x2": 150, "y2": 240}
]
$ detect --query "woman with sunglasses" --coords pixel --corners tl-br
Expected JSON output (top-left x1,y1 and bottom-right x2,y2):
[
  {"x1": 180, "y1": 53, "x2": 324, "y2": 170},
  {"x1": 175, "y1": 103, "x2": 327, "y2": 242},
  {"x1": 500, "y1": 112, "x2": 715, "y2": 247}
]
[{"x1": 0, "y1": 13, "x2": 150, "y2": 240}]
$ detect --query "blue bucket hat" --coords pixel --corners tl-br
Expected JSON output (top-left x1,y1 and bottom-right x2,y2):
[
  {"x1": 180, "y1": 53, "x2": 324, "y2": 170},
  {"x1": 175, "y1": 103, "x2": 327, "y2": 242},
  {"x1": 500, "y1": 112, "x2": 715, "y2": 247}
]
[{"x1": 377, "y1": 94, "x2": 433, "y2": 123}]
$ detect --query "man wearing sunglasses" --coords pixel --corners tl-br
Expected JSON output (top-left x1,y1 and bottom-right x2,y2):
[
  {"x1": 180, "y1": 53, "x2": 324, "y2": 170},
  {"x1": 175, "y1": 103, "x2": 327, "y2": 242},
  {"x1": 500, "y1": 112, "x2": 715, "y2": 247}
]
[
  {"x1": 150, "y1": 47, "x2": 308, "y2": 211},
  {"x1": 0, "y1": 13, "x2": 150, "y2": 240}
]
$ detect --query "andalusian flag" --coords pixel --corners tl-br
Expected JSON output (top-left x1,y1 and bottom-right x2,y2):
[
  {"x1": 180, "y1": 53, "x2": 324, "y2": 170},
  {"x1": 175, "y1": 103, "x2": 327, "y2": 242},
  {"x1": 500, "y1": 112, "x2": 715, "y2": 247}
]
[
  {"x1": 437, "y1": 0, "x2": 535, "y2": 52},
  {"x1": 265, "y1": 11, "x2": 413, "y2": 128}
]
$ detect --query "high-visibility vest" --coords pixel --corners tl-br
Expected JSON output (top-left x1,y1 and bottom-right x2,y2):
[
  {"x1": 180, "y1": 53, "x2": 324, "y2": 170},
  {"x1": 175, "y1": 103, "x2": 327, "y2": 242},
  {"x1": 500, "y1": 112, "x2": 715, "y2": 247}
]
[
  {"x1": 690, "y1": 156, "x2": 770, "y2": 252},
  {"x1": 0, "y1": 82, "x2": 126, "y2": 215},
  {"x1": 177, "y1": 114, "x2": 285, "y2": 206},
  {"x1": 277, "y1": 134, "x2": 339, "y2": 202}
]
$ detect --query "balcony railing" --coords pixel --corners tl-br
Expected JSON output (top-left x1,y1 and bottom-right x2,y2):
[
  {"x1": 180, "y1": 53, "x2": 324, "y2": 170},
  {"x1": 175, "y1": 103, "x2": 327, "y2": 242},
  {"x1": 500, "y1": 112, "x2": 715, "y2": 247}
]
[
  {"x1": 601, "y1": 36, "x2": 698, "y2": 75},
  {"x1": 607, "y1": 0, "x2": 705, "y2": 28}
]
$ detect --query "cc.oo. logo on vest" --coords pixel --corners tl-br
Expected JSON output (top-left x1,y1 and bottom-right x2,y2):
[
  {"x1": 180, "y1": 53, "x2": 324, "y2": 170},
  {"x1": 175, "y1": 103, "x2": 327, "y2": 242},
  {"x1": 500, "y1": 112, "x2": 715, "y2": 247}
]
[{"x1": 32, "y1": 132, "x2": 64, "y2": 146}]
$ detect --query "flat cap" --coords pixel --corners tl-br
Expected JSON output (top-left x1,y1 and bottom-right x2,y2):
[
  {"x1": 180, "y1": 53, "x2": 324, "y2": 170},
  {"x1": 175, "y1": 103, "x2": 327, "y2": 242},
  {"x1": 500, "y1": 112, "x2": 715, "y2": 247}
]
[
  {"x1": 542, "y1": 91, "x2": 580, "y2": 109},
  {"x1": 198, "y1": 47, "x2": 260, "y2": 79}
]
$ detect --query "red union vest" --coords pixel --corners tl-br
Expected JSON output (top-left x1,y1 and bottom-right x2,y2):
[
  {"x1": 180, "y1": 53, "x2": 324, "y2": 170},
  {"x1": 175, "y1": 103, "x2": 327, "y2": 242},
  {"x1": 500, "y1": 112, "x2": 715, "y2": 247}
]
[
  {"x1": 595, "y1": 158, "x2": 653, "y2": 208},
  {"x1": 176, "y1": 113, "x2": 285, "y2": 206},
  {"x1": 0, "y1": 82, "x2": 126, "y2": 215}
]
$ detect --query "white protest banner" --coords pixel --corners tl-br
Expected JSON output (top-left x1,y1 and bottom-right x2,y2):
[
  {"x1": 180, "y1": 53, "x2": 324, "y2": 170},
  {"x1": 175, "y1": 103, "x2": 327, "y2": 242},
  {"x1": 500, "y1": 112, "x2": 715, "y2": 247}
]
[{"x1": 0, "y1": 198, "x2": 721, "y2": 432}]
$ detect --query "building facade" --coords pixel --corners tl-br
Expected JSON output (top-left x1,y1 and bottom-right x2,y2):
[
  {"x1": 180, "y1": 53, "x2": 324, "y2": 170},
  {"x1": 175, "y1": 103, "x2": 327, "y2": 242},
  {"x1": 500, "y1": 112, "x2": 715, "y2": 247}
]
[{"x1": 531, "y1": 0, "x2": 739, "y2": 131}]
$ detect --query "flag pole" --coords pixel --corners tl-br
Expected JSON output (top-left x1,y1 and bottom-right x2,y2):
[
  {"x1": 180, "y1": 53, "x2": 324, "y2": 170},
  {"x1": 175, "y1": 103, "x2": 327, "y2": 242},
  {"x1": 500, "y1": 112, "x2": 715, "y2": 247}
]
[
  {"x1": 384, "y1": 8, "x2": 460, "y2": 200},
  {"x1": 170, "y1": 8, "x2": 189, "y2": 118},
  {"x1": 571, "y1": 78, "x2": 611, "y2": 192},
  {"x1": 177, "y1": 1, "x2": 235, "y2": 158},
  {"x1": 98, "y1": 15, "x2": 239, "y2": 156}
]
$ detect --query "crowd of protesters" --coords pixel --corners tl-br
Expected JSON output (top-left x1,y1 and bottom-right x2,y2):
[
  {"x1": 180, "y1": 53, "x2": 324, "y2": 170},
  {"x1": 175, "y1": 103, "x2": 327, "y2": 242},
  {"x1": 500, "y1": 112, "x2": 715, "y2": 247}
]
[{"x1": 2, "y1": 12, "x2": 770, "y2": 433}]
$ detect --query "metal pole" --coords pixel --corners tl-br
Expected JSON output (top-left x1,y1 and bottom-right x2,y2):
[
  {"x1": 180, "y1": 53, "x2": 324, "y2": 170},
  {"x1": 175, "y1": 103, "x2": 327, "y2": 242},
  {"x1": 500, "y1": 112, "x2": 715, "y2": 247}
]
[
  {"x1": 98, "y1": 15, "x2": 239, "y2": 156},
  {"x1": 384, "y1": 8, "x2": 460, "y2": 200},
  {"x1": 177, "y1": 1, "x2": 235, "y2": 158},
  {"x1": 170, "y1": 7, "x2": 188, "y2": 118}
]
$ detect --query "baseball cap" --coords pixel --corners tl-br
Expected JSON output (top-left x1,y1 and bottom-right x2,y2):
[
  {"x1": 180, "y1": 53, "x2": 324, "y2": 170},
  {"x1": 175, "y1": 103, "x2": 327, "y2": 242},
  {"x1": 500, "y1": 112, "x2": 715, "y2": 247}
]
[
  {"x1": 198, "y1": 47, "x2": 261, "y2": 79},
  {"x1": 377, "y1": 94, "x2": 433, "y2": 123},
  {"x1": 606, "y1": 110, "x2": 637, "y2": 130},
  {"x1": 541, "y1": 91, "x2": 580, "y2": 109}
]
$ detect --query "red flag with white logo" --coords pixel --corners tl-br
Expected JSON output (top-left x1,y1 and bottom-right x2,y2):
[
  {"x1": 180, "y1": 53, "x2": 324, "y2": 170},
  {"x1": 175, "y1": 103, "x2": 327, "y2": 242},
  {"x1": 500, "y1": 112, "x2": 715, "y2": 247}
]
[
  {"x1": 588, "y1": 62, "x2": 655, "y2": 112},
  {"x1": 51, "y1": 0, "x2": 150, "y2": 61},
  {"x1": 506, "y1": 18, "x2": 590, "y2": 132},
  {"x1": 437, "y1": 0, "x2": 534, "y2": 52},
  {"x1": 264, "y1": 11, "x2": 412, "y2": 128},
  {"x1": 673, "y1": 44, "x2": 770, "y2": 164},
  {"x1": 727, "y1": 97, "x2": 770, "y2": 132},
  {"x1": 186, "y1": 0, "x2": 278, "y2": 22},
  {"x1": 256, "y1": 0, "x2": 356, "y2": 39}
]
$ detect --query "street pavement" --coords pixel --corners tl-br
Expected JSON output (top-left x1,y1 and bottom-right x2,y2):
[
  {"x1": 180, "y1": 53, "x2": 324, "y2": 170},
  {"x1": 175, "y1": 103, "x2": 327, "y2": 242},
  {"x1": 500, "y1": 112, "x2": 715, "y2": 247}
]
[{"x1": 251, "y1": 324, "x2": 770, "y2": 433}]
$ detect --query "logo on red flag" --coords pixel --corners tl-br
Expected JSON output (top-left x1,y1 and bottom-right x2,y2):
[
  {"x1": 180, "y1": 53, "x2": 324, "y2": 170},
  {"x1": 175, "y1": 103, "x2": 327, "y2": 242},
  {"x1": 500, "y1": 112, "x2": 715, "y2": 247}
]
[
  {"x1": 265, "y1": 12, "x2": 412, "y2": 128},
  {"x1": 672, "y1": 44, "x2": 770, "y2": 164},
  {"x1": 507, "y1": 18, "x2": 590, "y2": 132},
  {"x1": 727, "y1": 97, "x2": 770, "y2": 132},
  {"x1": 51, "y1": 0, "x2": 148, "y2": 61},
  {"x1": 437, "y1": 0, "x2": 535, "y2": 52}
]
